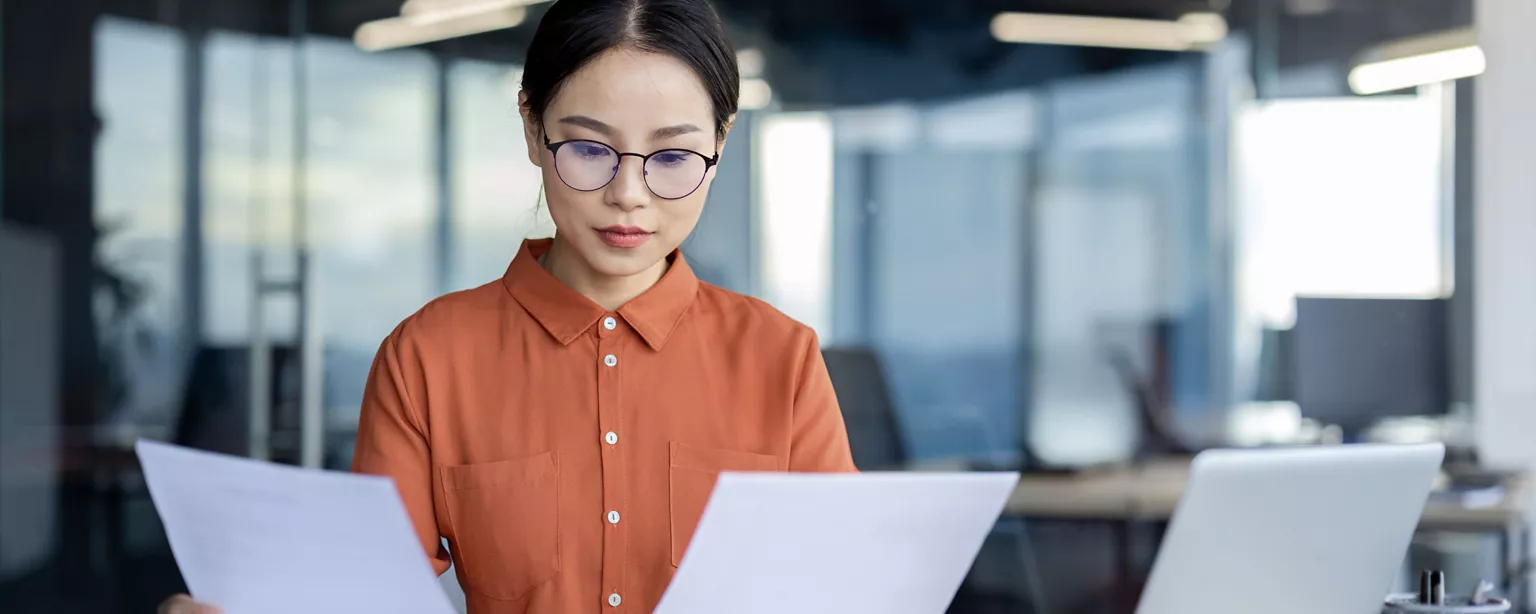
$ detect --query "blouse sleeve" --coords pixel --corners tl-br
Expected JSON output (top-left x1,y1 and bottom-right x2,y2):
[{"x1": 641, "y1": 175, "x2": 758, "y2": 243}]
[
  {"x1": 351, "y1": 330, "x2": 452, "y2": 576},
  {"x1": 787, "y1": 329, "x2": 860, "y2": 473}
]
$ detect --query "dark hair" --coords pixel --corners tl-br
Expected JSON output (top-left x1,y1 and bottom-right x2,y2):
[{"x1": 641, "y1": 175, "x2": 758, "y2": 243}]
[{"x1": 521, "y1": 0, "x2": 740, "y2": 142}]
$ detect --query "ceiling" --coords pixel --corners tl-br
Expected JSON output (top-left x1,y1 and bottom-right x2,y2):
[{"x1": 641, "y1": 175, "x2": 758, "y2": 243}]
[
  {"x1": 100, "y1": 0, "x2": 1472, "y2": 105},
  {"x1": 163, "y1": 0, "x2": 1216, "y2": 39}
]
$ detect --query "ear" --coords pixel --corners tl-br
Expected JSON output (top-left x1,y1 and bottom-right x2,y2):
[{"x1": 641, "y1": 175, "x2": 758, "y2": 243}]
[
  {"x1": 714, "y1": 114, "x2": 736, "y2": 162},
  {"x1": 519, "y1": 90, "x2": 543, "y2": 168}
]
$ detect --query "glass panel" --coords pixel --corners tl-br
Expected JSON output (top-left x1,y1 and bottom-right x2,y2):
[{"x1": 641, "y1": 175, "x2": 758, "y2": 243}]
[
  {"x1": 205, "y1": 30, "x2": 300, "y2": 347},
  {"x1": 1028, "y1": 65, "x2": 1206, "y2": 466},
  {"x1": 201, "y1": 33, "x2": 442, "y2": 468},
  {"x1": 828, "y1": 92, "x2": 1033, "y2": 463},
  {"x1": 196, "y1": 30, "x2": 307, "y2": 463},
  {"x1": 448, "y1": 59, "x2": 550, "y2": 292},
  {"x1": 871, "y1": 147, "x2": 1029, "y2": 462},
  {"x1": 93, "y1": 17, "x2": 187, "y2": 434},
  {"x1": 304, "y1": 39, "x2": 437, "y2": 455}
]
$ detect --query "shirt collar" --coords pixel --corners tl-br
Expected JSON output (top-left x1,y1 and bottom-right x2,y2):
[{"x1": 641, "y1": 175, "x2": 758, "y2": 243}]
[{"x1": 502, "y1": 238, "x2": 699, "y2": 351}]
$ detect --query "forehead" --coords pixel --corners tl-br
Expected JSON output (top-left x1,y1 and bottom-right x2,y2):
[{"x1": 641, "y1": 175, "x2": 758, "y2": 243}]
[{"x1": 546, "y1": 48, "x2": 715, "y2": 136}]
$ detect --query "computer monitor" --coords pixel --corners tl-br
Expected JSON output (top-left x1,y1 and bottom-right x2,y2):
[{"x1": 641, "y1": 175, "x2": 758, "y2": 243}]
[
  {"x1": 1254, "y1": 325, "x2": 1295, "y2": 402},
  {"x1": 1291, "y1": 297, "x2": 1449, "y2": 434}
]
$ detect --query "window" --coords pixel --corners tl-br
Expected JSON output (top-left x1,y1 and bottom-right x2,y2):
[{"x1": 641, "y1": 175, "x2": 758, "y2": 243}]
[
  {"x1": 93, "y1": 16, "x2": 186, "y2": 427},
  {"x1": 1028, "y1": 65, "x2": 1208, "y2": 465},
  {"x1": 829, "y1": 93, "x2": 1034, "y2": 462},
  {"x1": 757, "y1": 112, "x2": 835, "y2": 339},
  {"x1": 448, "y1": 59, "x2": 551, "y2": 292},
  {"x1": 204, "y1": 30, "x2": 299, "y2": 345},
  {"x1": 303, "y1": 38, "x2": 438, "y2": 420},
  {"x1": 1232, "y1": 92, "x2": 1447, "y2": 405},
  {"x1": 1235, "y1": 93, "x2": 1446, "y2": 327}
]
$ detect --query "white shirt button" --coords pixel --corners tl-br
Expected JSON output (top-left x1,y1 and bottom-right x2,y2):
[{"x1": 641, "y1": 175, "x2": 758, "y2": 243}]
[
  {"x1": 604, "y1": 431, "x2": 619, "y2": 445},
  {"x1": 603, "y1": 354, "x2": 617, "y2": 367},
  {"x1": 607, "y1": 510, "x2": 621, "y2": 524},
  {"x1": 603, "y1": 316, "x2": 617, "y2": 330},
  {"x1": 608, "y1": 593, "x2": 622, "y2": 607}
]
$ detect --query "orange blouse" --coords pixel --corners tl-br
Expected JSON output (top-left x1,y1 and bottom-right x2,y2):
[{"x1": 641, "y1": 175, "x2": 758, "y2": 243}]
[{"x1": 351, "y1": 238, "x2": 857, "y2": 614}]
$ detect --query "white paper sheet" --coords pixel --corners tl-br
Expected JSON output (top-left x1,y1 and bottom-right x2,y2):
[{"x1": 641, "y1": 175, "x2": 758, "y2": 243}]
[
  {"x1": 135, "y1": 440, "x2": 455, "y2": 614},
  {"x1": 654, "y1": 471, "x2": 1019, "y2": 614}
]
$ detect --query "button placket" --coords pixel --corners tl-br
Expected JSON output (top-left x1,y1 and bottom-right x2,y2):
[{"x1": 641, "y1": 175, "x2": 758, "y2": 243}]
[{"x1": 596, "y1": 315, "x2": 627, "y2": 606}]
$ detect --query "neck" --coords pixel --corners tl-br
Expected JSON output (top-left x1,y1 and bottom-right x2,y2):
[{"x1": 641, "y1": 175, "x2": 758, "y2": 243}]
[{"x1": 542, "y1": 235, "x2": 668, "y2": 311}]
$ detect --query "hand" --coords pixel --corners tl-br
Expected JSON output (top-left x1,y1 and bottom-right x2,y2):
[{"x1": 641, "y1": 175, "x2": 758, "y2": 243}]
[{"x1": 158, "y1": 594, "x2": 223, "y2": 614}]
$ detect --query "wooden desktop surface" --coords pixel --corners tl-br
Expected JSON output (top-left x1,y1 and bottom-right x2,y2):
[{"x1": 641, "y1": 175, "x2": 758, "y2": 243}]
[{"x1": 1003, "y1": 457, "x2": 1531, "y2": 530}]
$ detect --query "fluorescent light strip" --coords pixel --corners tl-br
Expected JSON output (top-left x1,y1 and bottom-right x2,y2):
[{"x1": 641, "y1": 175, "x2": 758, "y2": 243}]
[
  {"x1": 355, "y1": 0, "x2": 541, "y2": 52},
  {"x1": 990, "y1": 12, "x2": 1227, "y2": 51},
  {"x1": 404, "y1": 0, "x2": 525, "y2": 24},
  {"x1": 401, "y1": 0, "x2": 493, "y2": 17},
  {"x1": 1349, "y1": 45, "x2": 1486, "y2": 95}
]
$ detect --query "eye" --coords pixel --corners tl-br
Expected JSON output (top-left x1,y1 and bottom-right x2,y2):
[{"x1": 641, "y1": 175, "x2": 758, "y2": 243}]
[
  {"x1": 651, "y1": 151, "x2": 695, "y2": 167},
  {"x1": 573, "y1": 142, "x2": 612, "y2": 160}
]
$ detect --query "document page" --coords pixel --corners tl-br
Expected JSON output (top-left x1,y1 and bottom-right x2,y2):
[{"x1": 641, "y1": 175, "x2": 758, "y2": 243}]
[
  {"x1": 135, "y1": 440, "x2": 455, "y2": 614},
  {"x1": 655, "y1": 471, "x2": 1019, "y2": 614}
]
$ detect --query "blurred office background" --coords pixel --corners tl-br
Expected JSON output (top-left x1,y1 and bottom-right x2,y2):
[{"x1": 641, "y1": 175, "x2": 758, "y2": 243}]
[{"x1": 3, "y1": 0, "x2": 1535, "y2": 612}]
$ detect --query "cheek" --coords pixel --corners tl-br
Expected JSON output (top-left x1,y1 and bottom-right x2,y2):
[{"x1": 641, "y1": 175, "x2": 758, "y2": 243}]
[
  {"x1": 658, "y1": 195, "x2": 708, "y2": 236},
  {"x1": 542, "y1": 194, "x2": 583, "y2": 233},
  {"x1": 541, "y1": 167, "x2": 592, "y2": 224},
  {"x1": 667, "y1": 172, "x2": 715, "y2": 225}
]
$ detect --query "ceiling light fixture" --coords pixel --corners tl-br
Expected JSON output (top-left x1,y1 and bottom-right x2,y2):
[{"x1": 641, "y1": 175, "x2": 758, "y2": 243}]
[
  {"x1": 740, "y1": 77, "x2": 773, "y2": 111},
  {"x1": 737, "y1": 48, "x2": 766, "y2": 79},
  {"x1": 355, "y1": 0, "x2": 546, "y2": 52},
  {"x1": 989, "y1": 11, "x2": 1228, "y2": 51},
  {"x1": 1348, "y1": 28, "x2": 1483, "y2": 95}
]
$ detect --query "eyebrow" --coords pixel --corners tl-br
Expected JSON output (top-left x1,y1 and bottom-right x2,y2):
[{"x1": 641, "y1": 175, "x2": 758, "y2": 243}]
[
  {"x1": 652, "y1": 123, "x2": 703, "y2": 139},
  {"x1": 558, "y1": 115, "x2": 613, "y2": 136},
  {"x1": 557, "y1": 115, "x2": 703, "y2": 140}
]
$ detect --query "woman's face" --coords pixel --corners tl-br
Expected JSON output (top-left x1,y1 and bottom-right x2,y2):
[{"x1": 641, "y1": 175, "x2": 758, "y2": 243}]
[{"x1": 522, "y1": 49, "x2": 726, "y2": 278}]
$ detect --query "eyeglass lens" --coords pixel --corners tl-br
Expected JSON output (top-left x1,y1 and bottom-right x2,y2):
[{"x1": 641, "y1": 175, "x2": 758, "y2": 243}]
[{"x1": 553, "y1": 140, "x2": 709, "y2": 199}]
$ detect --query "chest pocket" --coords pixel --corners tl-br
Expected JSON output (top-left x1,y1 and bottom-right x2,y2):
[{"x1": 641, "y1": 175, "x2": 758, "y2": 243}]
[
  {"x1": 668, "y1": 442, "x2": 781, "y2": 567},
  {"x1": 441, "y1": 451, "x2": 560, "y2": 601}
]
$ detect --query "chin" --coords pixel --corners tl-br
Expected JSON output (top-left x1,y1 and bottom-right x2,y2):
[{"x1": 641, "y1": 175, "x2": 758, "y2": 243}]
[{"x1": 582, "y1": 244, "x2": 671, "y2": 278}]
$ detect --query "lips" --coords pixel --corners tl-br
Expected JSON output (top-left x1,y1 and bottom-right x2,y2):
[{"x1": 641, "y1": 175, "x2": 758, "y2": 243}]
[{"x1": 596, "y1": 225, "x2": 653, "y2": 249}]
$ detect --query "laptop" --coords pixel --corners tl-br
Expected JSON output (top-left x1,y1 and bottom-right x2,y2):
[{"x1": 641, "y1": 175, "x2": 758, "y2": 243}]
[{"x1": 1137, "y1": 443, "x2": 1444, "y2": 614}]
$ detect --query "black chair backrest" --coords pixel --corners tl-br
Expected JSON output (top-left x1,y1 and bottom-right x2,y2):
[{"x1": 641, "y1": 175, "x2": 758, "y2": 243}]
[
  {"x1": 821, "y1": 347, "x2": 907, "y2": 470},
  {"x1": 176, "y1": 345, "x2": 299, "y2": 457}
]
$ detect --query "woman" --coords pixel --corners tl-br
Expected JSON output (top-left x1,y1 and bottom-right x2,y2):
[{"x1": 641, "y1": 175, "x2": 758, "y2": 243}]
[{"x1": 163, "y1": 0, "x2": 856, "y2": 612}]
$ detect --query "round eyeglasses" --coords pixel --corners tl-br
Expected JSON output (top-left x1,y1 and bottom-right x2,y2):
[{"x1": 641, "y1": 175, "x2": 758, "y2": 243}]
[{"x1": 544, "y1": 134, "x2": 720, "y2": 200}]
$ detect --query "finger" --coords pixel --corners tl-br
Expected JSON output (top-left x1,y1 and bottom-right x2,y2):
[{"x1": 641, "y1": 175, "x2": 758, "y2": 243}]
[
  {"x1": 158, "y1": 595, "x2": 196, "y2": 614},
  {"x1": 159, "y1": 594, "x2": 222, "y2": 614}
]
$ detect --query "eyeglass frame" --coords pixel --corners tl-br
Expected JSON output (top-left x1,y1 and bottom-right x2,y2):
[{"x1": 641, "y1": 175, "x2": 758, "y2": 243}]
[{"x1": 542, "y1": 132, "x2": 720, "y2": 200}]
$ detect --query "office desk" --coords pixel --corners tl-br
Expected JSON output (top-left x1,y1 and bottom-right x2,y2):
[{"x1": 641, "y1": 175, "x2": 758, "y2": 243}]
[
  {"x1": 1002, "y1": 458, "x2": 1532, "y2": 604},
  {"x1": 1007, "y1": 458, "x2": 1530, "y2": 524}
]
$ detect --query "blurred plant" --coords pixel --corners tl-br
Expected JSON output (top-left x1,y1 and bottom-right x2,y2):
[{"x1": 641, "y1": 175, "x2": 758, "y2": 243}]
[{"x1": 92, "y1": 218, "x2": 157, "y2": 423}]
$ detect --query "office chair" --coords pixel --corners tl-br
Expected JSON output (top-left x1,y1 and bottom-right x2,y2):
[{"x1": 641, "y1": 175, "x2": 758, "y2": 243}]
[
  {"x1": 175, "y1": 345, "x2": 301, "y2": 458},
  {"x1": 820, "y1": 348, "x2": 908, "y2": 470},
  {"x1": 821, "y1": 347, "x2": 1051, "y2": 614},
  {"x1": 1100, "y1": 316, "x2": 1199, "y2": 462}
]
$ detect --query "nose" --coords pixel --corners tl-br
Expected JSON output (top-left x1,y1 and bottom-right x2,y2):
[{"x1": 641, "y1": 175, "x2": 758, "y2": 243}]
[{"x1": 604, "y1": 156, "x2": 649, "y2": 211}]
